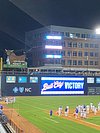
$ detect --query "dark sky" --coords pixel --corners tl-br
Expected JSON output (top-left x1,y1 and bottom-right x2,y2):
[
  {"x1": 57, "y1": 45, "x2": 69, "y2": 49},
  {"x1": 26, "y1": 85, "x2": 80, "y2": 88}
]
[
  {"x1": 0, "y1": 0, "x2": 42, "y2": 57},
  {"x1": 50, "y1": 0, "x2": 100, "y2": 29},
  {"x1": 1, "y1": 0, "x2": 100, "y2": 58},
  {"x1": 11, "y1": 0, "x2": 100, "y2": 29}
]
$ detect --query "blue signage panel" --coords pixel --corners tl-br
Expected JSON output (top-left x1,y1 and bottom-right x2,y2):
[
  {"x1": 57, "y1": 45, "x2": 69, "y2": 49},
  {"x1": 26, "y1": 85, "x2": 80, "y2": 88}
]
[
  {"x1": 41, "y1": 77, "x2": 84, "y2": 95},
  {"x1": 96, "y1": 78, "x2": 100, "y2": 83},
  {"x1": 18, "y1": 76, "x2": 27, "y2": 83}
]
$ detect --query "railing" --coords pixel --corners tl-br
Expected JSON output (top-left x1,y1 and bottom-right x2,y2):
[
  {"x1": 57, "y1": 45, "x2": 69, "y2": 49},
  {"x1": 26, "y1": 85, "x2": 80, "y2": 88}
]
[
  {"x1": 8, "y1": 119, "x2": 24, "y2": 133},
  {"x1": 1, "y1": 69, "x2": 100, "y2": 76},
  {"x1": 0, "y1": 123, "x2": 7, "y2": 133}
]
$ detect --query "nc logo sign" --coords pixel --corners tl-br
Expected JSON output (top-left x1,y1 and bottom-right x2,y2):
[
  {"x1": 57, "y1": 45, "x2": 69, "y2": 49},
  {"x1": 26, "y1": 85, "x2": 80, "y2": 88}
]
[
  {"x1": 13, "y1": 87, "x2": 32, "y2": 93},
  {"x1": 25, "y1": 88, "x2": 32, "y2": 92}
]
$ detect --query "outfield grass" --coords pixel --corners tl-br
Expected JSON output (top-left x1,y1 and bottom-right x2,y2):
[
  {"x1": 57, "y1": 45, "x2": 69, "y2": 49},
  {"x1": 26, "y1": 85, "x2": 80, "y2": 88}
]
[
  {"x1": 8, "y1": 96, "x2": 100, "y2": 133},
  {"x1": 85, "y1": 116, "x2": 100, "y2": 125}
]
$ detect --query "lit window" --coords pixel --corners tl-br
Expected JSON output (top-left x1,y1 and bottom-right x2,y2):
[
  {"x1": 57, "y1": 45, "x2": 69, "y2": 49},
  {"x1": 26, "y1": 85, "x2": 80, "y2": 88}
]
[
  {"x1": 45, "y1": 45, "x2": 62, "y2": 49},
  {"x1": 70, "y1": 33, "x2": 74, "y2": 38},
  {"x1": 46, "y1": 36, "x2": 62, "y2": 40}
]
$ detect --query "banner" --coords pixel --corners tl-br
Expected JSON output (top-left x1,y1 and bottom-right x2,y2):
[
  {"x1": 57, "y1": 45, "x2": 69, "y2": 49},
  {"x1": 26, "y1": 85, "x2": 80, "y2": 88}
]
[{"x1": 41, "y1": 77, "x2": 84, "y2": 94}]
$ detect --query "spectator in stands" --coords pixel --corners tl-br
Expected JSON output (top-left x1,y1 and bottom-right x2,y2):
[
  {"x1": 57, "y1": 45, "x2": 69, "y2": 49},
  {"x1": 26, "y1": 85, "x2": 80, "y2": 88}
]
[
  {"x1": 0, "y1": 105, "x2": 3, "y2": 110},
  {"x1": 0, "y1": 109, "x2": 3, "y2": 115}
]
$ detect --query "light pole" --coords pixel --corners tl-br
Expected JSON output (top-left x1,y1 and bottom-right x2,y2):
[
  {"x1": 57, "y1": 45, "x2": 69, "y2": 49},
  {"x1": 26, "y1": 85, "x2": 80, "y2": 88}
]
[{"x1": 87, "y1": 56, "x2": 88, "y2": 76}]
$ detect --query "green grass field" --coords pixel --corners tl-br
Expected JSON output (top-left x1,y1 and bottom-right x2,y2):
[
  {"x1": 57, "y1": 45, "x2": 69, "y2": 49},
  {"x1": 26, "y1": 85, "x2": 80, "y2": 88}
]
[{"x1": 8, "y1": 96, "x2": 100, "y2": 133}]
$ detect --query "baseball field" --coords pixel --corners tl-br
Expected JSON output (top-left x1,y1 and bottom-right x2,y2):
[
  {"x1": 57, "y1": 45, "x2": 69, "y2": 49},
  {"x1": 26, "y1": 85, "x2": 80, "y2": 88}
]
[{"x1": 5, "y1": 96, "x2": 100, "y2": 133}]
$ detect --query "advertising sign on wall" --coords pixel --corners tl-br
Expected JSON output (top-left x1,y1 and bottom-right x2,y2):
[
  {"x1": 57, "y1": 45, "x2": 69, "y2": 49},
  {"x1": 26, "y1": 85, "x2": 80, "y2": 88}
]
[
  {"x1": 96, "y1": 78, "x2": 100, "y2": 83},
  {"x1": 6, "y1": 76, "x2": 16, "y2": 83},
  {"x1": 41, "y1": 77, "x2": 84, "y2": 95},
  {"x1": 87, "y1": 77, "x2": 94, "y2": 83},
  {"x1": 2, "y1": 75, "x2": 40, "y2": 96}
]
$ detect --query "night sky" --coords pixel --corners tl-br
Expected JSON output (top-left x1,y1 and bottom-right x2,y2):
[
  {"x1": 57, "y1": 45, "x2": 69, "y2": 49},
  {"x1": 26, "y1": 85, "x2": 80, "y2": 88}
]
[
  {"x1": 50, "y1": 0, "x2": 100, "y2": 29},
  {"x1": 11, "y1": 0, "x2": 100, "y2": 29},
  {"x1": 1, "y1": 0, "x2": 100, "y2": 58}
]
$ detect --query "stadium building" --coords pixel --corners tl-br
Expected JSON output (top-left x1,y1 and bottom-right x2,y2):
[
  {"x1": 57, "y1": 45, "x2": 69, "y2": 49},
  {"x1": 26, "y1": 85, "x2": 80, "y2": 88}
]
[{"x1": 25, "y1": 25, "x2": 100, "y2": 71}]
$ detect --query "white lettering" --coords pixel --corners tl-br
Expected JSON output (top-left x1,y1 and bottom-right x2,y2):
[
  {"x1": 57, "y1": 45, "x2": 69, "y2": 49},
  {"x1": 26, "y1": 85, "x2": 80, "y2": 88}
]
[
  {"x1": 54, "y1": 81, "x2": 64, "y2": 88},
  {"x1": 42, "y1": 83, "x2": 54, "y2": 91},
  {"x1": 65, "y1": 82, "x2": 84, "y2": 89},
  {"x1": 42, "y1": 81, "x2": 64, "y2": 91},
  {"x1": 25, "y1": 88, "x2": 32, "y2": 92}
]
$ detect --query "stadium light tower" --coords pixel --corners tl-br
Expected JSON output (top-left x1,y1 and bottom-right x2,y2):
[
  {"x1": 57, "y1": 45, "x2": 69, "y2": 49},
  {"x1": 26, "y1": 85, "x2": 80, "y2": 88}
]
[{"x1": 95, "y1": 28, "x2": 100, "y2": 34}]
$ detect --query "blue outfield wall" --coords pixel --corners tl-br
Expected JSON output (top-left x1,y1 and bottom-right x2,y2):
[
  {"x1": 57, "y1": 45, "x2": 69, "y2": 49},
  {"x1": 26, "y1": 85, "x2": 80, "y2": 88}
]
[{"x1": 1, "y1": 74, "x2": 100, "y2": 96}]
